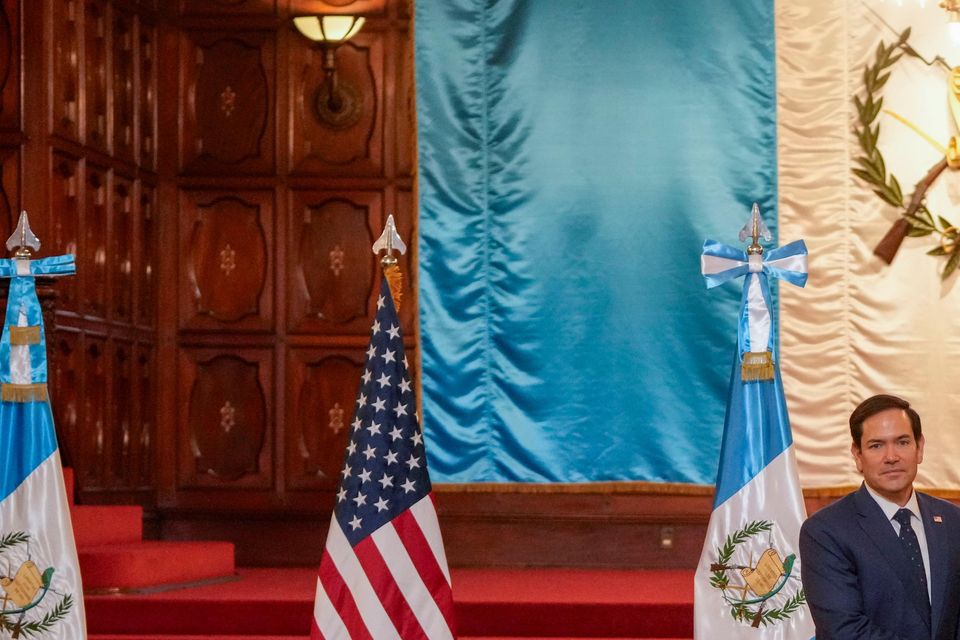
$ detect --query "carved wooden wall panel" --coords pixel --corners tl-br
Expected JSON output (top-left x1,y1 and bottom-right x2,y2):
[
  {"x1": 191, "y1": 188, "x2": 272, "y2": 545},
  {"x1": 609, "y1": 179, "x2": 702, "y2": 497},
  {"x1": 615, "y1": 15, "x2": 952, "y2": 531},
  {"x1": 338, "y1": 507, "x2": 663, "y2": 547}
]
[
  {"x1": 287, "y1": 349, "x2": 363, "y2": 490},
  {"x1": 137, "y1": 181, "x2": 155, "y2": 327},
  {"x1": 112, "y1": 9, "x2": 135, "y2": 162},
  {"x1": 136, "y1": 345, "x2": 153, "y2": 487},
  {"x1": 0, "y1": 0, "x2": 19, "y2": 129},
  {"x1": 51, "y1": 330, "x2": 81, "y2": 468},
  {"x1": 138, "y1": 19, "x2": 156, "y2": 170},
  {"x1": 181, "y1": 32, "x2": 275, "y2": 174},
  {"x1": 0, "y1": 148, "x2": 17, "y2": 244},
  {"x1": 180, "y1": 0, "x2": 276, "y2": 15},
  {"x1": 52, "y1": 0, "x2": 81, "y2": 141},
  {"x1": 50, "y1": 153, "x2": 80, "y2": 311},
  {"x1": 288, "y1": 190, "x2": 381, "y2": 334},
  {"x1": 290, "y1": 34, "x2": 383, "y2": 175},
  {"x1": 84, "y1": 0, "x2": 109, "y2": 151},
  {"x1": 80, "y1": 336, "x2": 108, "y2": 487},
  {"x1": 83, "y1": 165, "x2": 108, "y2": 317},
  {"x1": 181, "y1": 190, "x2": 273, "y2": 331},
  {"x1": 112, "y1": 339, "x2": 133, "y2": 483},
  {"x1": 113, "y1": 174, "x2": 133, "y2": 321},
  {"x1": 179, "y1": 349, "x2": 272, "y2": 488}
]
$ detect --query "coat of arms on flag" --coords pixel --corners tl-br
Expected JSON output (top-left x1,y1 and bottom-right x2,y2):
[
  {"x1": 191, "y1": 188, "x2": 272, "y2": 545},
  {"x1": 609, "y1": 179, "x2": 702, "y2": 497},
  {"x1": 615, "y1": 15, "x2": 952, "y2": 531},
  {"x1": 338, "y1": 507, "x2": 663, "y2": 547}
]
[
  {"x1": 0, "y1": 212, "x2": 86, "y2": 638},
  {"x1": 310, "y1": 216, "x2": 456, "y2": 639},
  {"x1": 694, "y1": 204, "x2": 814, "y2": 639}
]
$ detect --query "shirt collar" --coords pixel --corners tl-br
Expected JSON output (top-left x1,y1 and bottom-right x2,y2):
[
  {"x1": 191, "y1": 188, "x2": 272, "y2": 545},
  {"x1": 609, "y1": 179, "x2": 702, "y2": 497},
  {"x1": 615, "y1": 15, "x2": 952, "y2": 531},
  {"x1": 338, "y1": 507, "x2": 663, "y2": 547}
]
[{"x1": 864, "y1": 482, "x2": 920, "y2": 523}]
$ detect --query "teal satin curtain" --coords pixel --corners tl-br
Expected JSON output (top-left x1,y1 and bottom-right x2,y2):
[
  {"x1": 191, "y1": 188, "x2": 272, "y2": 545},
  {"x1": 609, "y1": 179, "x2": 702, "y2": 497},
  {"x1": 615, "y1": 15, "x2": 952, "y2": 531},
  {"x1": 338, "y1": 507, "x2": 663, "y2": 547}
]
[{"x1": 415, "y1": 0, "x2": 777, "y2": 483}]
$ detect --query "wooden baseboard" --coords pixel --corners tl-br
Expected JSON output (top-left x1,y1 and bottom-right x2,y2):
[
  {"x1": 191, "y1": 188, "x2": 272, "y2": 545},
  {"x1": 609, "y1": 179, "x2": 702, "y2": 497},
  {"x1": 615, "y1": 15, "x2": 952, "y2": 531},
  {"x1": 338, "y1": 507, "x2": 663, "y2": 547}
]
[{"x1": 153, "y1": 485, "x2": 960, "y2": 568}]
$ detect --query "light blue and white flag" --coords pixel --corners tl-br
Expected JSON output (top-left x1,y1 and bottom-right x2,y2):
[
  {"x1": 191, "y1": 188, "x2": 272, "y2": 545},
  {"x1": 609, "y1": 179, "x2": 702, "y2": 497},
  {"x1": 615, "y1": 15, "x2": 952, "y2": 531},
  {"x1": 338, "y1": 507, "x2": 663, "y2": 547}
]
[
  {"x1": 694, "y1": 205, "x2": 814, "y2": 639},
  {"x1": 0, "y1": 214, "x2": 85, "y2": 637}
]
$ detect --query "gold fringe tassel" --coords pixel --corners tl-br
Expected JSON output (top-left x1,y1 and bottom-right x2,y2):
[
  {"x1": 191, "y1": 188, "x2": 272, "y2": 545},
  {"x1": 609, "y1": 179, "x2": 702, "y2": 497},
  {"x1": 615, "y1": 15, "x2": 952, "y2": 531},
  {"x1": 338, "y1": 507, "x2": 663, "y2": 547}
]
[
  {"x1": 384, "y1": 263, "x2": 404, "y2": 313},
  {"x1": 2, "y1": 383, "x2": 48, "y2": 403},
  {"x1": 741, "y1": 351, "x2": 774, "y2": 382},
  {"x1": 9, "y1": 326, "x2": 41, "y2": 345}
]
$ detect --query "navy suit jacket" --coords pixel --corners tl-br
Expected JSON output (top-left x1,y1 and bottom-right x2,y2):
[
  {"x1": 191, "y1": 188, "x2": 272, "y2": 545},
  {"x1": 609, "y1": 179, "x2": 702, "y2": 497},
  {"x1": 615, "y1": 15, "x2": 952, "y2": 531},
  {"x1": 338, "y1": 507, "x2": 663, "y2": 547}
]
[{"x1": 799, "y1": 484, "x2": 960, "y2": 639}]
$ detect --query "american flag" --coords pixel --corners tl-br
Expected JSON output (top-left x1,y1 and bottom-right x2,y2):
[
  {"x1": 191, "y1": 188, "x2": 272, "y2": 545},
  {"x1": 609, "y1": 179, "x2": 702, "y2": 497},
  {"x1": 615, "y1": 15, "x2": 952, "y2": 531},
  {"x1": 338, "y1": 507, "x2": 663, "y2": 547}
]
[{"x1": 311, "y1": 277, "x2": 457, "y2": 639}]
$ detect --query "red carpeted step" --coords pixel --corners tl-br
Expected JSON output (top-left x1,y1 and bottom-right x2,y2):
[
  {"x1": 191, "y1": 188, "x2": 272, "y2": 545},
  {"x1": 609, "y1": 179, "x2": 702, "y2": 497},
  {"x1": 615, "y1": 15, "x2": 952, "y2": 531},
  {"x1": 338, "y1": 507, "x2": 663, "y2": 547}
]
[
  {"x1": 72, "y1": 505, "x2": 143, "y2": 547},
  {"x1": 86, "y1": 567, "x2": 694, "y2": 637},
  {"x1": 80, "y1": 541, "x2": 235, "y2": 590}
]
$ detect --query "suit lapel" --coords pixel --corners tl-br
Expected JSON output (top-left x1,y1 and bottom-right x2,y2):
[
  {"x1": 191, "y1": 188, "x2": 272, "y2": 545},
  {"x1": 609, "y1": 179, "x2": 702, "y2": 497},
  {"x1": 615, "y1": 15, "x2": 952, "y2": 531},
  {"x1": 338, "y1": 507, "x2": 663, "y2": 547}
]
[
  {"x1": 918, "y1": 492, "x2": 947, "y2": 637},
  {"x1": 854, "y1": 485, "x2": 931, "y2": 633}
]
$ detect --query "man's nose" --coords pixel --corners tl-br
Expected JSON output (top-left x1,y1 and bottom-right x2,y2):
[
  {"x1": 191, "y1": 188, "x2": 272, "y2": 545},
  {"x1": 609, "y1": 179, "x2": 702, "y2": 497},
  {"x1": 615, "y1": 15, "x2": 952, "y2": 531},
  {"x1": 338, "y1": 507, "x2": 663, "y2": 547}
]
[{"x1": 883, "y1": 446, "x2": 900, "y2": 462}]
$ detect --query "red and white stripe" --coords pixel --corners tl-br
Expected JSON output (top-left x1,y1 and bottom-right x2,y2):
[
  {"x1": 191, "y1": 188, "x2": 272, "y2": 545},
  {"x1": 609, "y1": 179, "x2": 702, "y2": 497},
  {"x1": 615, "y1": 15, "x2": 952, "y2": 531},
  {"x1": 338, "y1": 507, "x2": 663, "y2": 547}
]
[{"x1": 311, "y1": 495, "x2": 456, "y2": 639}]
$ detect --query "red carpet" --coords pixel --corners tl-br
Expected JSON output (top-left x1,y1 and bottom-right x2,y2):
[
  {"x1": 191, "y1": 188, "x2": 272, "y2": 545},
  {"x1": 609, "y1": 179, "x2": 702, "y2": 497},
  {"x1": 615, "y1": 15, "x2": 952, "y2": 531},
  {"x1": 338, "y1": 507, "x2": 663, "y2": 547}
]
[{"x1": 86, "y1": 567, "x2": 694, "y2": 638}]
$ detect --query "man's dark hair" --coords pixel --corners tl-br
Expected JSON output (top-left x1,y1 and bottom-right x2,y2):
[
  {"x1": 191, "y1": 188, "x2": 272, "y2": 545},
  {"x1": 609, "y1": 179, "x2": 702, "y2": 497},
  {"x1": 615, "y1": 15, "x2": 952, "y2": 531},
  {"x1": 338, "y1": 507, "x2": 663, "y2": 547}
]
[{"x1": 849, "y1": 394, "x2": 922, "y2": 448}]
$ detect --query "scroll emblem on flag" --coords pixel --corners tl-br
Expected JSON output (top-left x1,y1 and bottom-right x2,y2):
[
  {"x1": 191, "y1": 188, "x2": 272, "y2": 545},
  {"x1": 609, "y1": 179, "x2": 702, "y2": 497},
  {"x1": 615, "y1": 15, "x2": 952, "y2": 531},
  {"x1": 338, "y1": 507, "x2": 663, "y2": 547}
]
[
  {"x1": 707, "y1": 520, "x2": 804, "y2": 629},
  {"x1": 0, "y1": 531, "x2": 74, "y2": 636}
]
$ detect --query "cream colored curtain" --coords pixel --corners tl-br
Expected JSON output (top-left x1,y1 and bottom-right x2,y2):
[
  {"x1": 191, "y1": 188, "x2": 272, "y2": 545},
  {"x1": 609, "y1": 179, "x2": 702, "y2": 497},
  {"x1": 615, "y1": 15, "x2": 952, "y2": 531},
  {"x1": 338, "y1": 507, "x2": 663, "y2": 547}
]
[{"x1": 778, "y1": 0, "x2": 960, "y2": 490}]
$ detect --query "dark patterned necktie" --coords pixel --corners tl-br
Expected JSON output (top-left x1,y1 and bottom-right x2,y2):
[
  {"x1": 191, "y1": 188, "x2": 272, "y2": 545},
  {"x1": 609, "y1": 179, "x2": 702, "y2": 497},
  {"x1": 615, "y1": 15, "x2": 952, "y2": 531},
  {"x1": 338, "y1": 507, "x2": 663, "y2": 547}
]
[{"x1": 893, "y1": 508, "x2": 930, "y2": 611}]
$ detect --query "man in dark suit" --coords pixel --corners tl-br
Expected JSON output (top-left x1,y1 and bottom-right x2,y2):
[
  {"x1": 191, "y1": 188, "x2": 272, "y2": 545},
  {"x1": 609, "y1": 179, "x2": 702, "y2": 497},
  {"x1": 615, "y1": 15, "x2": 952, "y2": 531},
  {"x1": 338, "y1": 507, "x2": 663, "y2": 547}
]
[{"x1": 799, "y1": 394, "x2": 960, "y2": 639}]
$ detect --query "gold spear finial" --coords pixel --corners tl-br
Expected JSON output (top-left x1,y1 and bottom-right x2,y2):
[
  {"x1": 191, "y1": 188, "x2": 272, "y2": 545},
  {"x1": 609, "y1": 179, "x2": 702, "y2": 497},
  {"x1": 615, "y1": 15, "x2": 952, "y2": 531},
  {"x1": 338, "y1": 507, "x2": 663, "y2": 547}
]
[
  {"x1": 372, "y1": 215, "x2": 407, "y2": 310},
  {"x1": 6, "y1": 211, "x2": 40, "y2": 259}
]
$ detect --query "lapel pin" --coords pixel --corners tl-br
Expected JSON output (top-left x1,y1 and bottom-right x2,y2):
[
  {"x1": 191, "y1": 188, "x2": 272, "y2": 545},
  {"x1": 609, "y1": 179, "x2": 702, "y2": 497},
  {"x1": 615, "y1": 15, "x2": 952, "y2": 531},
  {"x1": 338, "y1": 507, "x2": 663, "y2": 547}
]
[{"x1": 934, "y1": 515, "x2": 943, "y2": 523}]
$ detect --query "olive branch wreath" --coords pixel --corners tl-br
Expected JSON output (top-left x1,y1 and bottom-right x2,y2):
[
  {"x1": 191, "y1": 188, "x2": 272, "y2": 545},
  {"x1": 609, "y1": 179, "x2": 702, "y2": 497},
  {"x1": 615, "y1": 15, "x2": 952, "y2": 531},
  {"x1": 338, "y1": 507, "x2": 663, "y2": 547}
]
[
  {"x1": 0, "y1": 531, "x2": 74, "y2": 638},
  {"x1": 854, "y1": 27, "x2": 960, "y2": 279},
  {"x1": 707, "y1": 520, "x2": 806, "y2": 627}
]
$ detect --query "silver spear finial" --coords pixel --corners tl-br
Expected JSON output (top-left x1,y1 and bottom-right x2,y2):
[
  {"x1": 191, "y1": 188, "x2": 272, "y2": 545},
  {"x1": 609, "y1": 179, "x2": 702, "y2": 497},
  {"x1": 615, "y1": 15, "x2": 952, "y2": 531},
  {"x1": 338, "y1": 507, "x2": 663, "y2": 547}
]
[
  {"x1": 6, "y1": 211, "x2": 40, "y2": 258},
  {"x1": 372, "y1": 214, "x2": 407, "y2": 267}
]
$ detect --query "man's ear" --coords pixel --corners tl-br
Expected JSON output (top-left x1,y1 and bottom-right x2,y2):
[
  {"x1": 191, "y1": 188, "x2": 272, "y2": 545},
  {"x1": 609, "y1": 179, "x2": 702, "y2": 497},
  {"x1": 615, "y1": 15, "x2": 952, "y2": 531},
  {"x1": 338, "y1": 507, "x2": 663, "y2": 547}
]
[
  {"x1": 917, "y1": 434, "x2": 924, "y2": 464},
  {"x1": 851, "y1": 441, "x2": 863, "y2": 473}
]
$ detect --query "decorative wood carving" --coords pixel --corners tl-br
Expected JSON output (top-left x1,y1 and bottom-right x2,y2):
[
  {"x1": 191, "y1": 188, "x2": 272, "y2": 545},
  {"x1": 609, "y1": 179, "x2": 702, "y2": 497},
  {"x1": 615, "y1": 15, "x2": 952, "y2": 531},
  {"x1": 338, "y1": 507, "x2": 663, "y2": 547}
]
[
  {"x1": 52, "y1": 0, "x2": 81, "y2": 140},
  {"x1": 51, "y1": 330, "x2": 81, "y2": 473},
  {"x1": 81, "y1": 337, "x2": 108, "y2": 487},
  {"x1": 181, "y1": 190, "x2": 273, "y2": 330},
  {"x1": 113, "y1": 175, "x2": 134, "y2": 322},
  {"x1": 113, "y1": 9, "x2": 136, "y2": 162},
  {"x1": 291, "y1": 34, "x2": 383, "y2": 175},
  {"x1": 180, "y1": 350, "x2": 272, "y2": 487},
  {"x1": 0, "y1": 0, "x2": 19, "y2": 129},
  {"x1": 84, "y1": 0, "x2": 109, "y2": 151},
  {"x1": 139, "y1": 19, "x2": 156, "y2": 169},
  {"x1": 83, "y1": 165, "x2": 108, "y2": 317},
  {"x1": 182, "y1": 32, "x2": 275, "y2": 174},
  {"x1": 286, "y1": 349, "x2": 364, "y2": 490},
  {"x1": 288, "y1": 191, "x2": 382, "y2": 334},
  {"x1": 50, "y1": 153, "x2": 80, "y2": 311},
  {"x1": 138, "y1": 182, "x2": 155, "y2": 327},
  {"x1": 180, "y1": 0, "x2": 277, "y2": 15}
]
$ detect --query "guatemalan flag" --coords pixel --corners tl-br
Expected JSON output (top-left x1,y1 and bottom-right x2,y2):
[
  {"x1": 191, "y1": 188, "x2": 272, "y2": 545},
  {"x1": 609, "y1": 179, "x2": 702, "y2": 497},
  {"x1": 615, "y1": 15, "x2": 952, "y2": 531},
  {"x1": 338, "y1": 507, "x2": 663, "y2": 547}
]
[
  {"x1": 694, "y1": 205, "x2": 814, "y2": 639},
  {"x1": 0, "y1": 214, "x2": 85, "y2": 638}
]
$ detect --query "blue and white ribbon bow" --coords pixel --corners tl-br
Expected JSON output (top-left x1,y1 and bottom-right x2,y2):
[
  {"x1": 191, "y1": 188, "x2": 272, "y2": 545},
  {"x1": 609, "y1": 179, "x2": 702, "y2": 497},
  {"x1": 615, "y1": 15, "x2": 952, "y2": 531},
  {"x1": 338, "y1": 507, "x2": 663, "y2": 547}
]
[{"x1": 701, "y1": 239, "x2": 808, "y2": 373}]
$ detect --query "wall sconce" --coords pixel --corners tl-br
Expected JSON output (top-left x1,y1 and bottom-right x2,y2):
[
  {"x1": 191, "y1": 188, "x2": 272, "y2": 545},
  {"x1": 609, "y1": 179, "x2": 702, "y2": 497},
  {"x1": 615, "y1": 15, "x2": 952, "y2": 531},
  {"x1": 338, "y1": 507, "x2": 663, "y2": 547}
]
[{"x1": 293, "y1": 15, "x2": 366, "y2": 128}]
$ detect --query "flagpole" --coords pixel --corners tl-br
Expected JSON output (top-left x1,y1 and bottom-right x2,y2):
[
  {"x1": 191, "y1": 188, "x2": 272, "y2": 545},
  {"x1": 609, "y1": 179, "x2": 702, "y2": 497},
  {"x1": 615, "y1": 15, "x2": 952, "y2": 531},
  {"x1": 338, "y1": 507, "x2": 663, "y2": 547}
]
[{"x1": 310, "y1": 214, "x2": 457, "y2": 639}]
